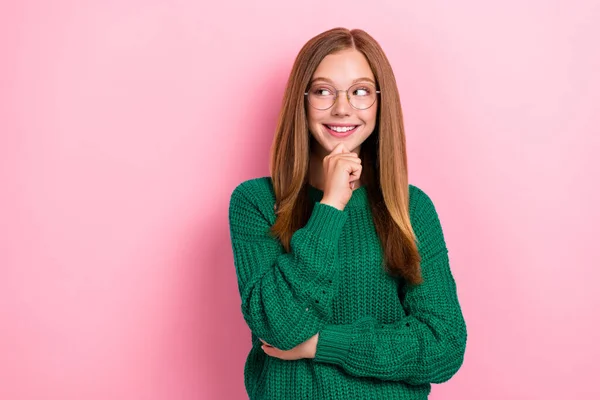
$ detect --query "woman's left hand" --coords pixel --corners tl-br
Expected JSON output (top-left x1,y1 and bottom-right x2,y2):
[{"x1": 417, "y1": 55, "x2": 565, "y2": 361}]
[{"x1": 260, "y1": 333, "x2": 319, "y2": 360}]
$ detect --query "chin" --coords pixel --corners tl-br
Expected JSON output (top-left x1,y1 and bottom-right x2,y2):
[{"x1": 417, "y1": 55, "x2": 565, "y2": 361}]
[{"x1": 311, "y1": 131, "x2": 363, "y2": 155}]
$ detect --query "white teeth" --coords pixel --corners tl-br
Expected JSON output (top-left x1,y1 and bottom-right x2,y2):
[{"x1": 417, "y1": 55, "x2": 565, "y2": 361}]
[{"x1": 327, "y1": 125, "x2": 357, "y2": 133}]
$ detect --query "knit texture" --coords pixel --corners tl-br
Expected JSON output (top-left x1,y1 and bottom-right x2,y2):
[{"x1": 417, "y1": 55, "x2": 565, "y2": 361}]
[{"x1": 228, "y1": 177, "x2": 467, "y2": 400}]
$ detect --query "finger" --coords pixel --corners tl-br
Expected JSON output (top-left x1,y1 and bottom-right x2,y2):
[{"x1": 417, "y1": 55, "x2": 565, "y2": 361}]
[
  {"x1": 349, "y1": 171, "x2": 362, "y2": 181},
  {"x1": 261, "y1": 345, "x2": 273, "y2": 356},
  {"x1": 345, "y1": 163, "x2": 363, "y2": 175},
  {"x1": 332, "y1": 155, "x2": 362, "y2": 164},
  {"x1": 262, "y1": 345, "x2": 282, "y2": 358},
  {"x1": 262, "y1": 346, "x2": 299, "y2": 361},
  {"x1": 327, "y1": 156, "x2": 362, "y2": 169},
  {"x1": 349, "y1": 175, "x2": 361, "y2": 183},
  {"x1": 330, "y1": 143, "x2": 346, "y2": 156}
]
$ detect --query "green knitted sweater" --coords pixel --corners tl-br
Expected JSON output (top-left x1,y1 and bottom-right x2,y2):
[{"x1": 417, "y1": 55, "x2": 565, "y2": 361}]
[{"x1": 228, "y1": 177, "x2": 467, "y2": 399}]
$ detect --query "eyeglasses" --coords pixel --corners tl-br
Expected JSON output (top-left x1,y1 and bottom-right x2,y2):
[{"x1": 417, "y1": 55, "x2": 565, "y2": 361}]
[{"x1": 304, "y1": 82, "x2": 380, "y2": 110}]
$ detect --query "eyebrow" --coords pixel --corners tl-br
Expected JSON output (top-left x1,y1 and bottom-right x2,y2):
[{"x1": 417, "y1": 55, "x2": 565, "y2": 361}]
[{"x1": 310, "y1": 77, "x2": 377, "y2": 86}]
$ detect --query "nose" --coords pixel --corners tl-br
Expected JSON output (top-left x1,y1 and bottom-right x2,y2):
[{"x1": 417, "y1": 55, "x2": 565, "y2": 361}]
[{"x1": 331, "y1": 90, "x2": 352, "y2": 117}]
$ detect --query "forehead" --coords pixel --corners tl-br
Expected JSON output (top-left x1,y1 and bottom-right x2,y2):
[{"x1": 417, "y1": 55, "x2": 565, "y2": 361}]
[{"x1": 311, "y1": 49, "x2": 374, "y2": 85}]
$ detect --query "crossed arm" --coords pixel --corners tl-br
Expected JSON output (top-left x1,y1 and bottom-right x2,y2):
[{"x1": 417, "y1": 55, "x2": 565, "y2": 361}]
[{"x1": 229, "y1": 182, "x2": 467, "y2": 384}]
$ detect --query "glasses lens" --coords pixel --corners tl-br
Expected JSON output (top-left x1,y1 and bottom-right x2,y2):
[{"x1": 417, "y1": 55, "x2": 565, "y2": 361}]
[
  {"x1": 348, "y1": 83, "x2": 377, "y2": 110},
  {"x1": 307, "y1": 84, "x2": 336, "y2": 110}
]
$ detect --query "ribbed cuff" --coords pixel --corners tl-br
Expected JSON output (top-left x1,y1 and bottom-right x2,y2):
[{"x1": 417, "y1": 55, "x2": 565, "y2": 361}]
[
  {"x1": 304, "y1": 202, "x2": 348, "y2": 243},
  {"x1": 314, "y1": 324, "x2": 354, "y2": 366}
]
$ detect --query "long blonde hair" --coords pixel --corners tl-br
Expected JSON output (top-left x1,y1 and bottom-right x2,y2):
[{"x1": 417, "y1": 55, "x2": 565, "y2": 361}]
[{"x1": 269, "y1": 27, "x2": 422, "y2": 285}]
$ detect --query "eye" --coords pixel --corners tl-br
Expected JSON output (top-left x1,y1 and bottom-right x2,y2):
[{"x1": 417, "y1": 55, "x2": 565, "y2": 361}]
[
  {"x1": 313, "y1": 86, "x2": 334, "y2": 96},
  {"x1": 353, "y1": 86, "x2": 372, "y2": 96}
]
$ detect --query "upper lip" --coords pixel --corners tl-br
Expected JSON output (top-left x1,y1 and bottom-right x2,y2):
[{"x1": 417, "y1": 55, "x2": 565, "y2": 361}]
[{"x1": 324, "y1": 123, "x2": 359, "y2": 127}]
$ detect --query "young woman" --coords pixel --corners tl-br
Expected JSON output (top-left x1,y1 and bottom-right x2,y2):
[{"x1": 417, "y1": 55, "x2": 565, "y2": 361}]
[{"x1": 228, "y1": 27, "x2": 467, "y2": 399}]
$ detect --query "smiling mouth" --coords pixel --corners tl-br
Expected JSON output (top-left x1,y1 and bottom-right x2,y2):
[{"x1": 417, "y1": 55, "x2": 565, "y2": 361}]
[{"x1": 324, "y1": 124, "x2": 359, "y2": 137}]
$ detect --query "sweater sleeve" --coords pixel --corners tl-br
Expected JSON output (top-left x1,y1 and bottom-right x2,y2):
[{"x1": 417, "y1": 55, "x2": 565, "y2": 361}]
[
  {"x1": 313, "y1": 188, "x2": 467, "y2": 385},
  {"x1": 228, "y1": 181, "x2": 348, "y2": 351}
]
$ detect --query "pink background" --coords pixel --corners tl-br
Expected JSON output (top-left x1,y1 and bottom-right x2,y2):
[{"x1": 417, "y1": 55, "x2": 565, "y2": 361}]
[{"x1": 2, "y1": 0, "x2": 599, "y2": 399}]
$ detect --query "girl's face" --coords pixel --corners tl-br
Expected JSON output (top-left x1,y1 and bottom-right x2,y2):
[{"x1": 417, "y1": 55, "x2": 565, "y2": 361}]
[{"x1": 306, "y1": 48, "x2": 378, "y2": 159}]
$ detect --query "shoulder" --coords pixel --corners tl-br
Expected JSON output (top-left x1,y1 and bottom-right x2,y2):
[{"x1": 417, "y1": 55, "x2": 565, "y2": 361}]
[
  {"x1": 408, "y1": 183, "x2": 444, "y2": 237},
  {"x1": 229, "y1": 177, "x2": 278, "y2": 240},
  {"x1": 229, "y1": 176, "x2": 276, "y2": 213},
  {"x1": 408, "y1": 183, "x2": 436, "y2": 213},
  {"x1": 230, "y1": 176, "x2": 275, "y2": 200}
]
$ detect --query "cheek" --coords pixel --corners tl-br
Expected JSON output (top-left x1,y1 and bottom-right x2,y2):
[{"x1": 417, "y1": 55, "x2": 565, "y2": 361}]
[
  {"x1": 307, "y1": 109, "x2": 325, "y2": 128},
  {"x1": 306, "y1": 108, "x2": 315, "y2": 124},
  {"x1": 360, "y1": 109, "x2": 377, "y2": 126}
]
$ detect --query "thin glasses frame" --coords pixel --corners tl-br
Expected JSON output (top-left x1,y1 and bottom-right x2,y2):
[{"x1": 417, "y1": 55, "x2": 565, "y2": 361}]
[{"x1": 304, "y1": 82, "x2": 381, "y2": 110}]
